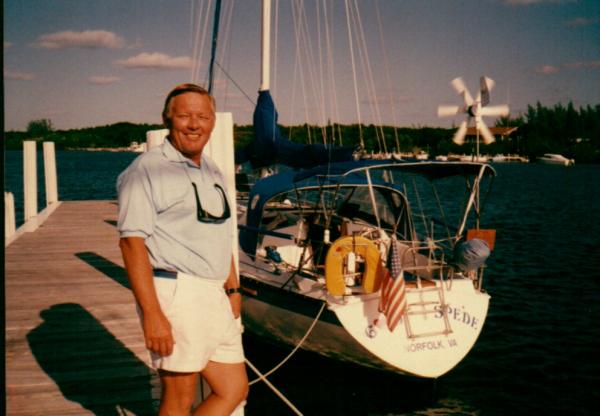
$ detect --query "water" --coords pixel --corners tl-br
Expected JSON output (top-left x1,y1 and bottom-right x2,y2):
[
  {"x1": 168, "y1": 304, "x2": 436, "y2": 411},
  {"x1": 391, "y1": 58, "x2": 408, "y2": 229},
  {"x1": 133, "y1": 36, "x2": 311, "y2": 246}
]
[{"x1": 5, "y1": 151, "x2": 600, "y2": 415}]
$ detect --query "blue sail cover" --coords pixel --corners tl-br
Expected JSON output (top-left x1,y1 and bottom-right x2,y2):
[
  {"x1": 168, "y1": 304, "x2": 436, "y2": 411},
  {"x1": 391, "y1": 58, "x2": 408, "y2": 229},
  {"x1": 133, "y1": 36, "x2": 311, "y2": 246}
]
[{"x1": 235, "y1": 90, "x2": 357, "y2": 168}]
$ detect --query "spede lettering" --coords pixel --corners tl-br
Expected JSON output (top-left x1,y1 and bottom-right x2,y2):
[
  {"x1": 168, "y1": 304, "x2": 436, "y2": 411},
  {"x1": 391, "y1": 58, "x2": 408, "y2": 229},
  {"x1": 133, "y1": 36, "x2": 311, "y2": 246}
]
[{"x1": 434, "y1": 304, "x2": 479, "y2": 330}]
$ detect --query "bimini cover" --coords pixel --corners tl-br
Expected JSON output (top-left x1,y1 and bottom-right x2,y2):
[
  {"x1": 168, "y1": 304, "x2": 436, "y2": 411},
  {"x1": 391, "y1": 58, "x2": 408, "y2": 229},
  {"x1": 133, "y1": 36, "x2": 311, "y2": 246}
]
[
  {"x1": 238, "y1": 160, "x2": 407, "y2": 256},
  {"x1": 239, "y1": 160, "x2": 495, "y2": 256}
]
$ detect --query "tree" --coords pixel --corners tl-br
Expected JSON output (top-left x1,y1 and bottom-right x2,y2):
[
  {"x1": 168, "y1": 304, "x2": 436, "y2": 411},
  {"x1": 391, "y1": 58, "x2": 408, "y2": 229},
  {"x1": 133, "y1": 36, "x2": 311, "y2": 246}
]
[{"x1": 26, "y1": 119, "x2": 54, "y2": 138}]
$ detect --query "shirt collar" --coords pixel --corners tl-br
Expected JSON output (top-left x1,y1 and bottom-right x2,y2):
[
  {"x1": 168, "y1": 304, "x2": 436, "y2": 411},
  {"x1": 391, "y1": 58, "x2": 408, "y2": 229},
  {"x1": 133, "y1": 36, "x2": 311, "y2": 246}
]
[{"x1": 162, "y1": 136, "x2": 204, "y2": 169}]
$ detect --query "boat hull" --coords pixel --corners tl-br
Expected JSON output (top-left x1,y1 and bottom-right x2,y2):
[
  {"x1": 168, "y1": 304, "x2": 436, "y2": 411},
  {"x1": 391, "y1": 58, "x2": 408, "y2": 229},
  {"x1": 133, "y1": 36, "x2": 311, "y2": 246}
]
[
  {"x1": 240, "y1": 273, "x2": 490, "y2": 378},
  {"x1": 240, "y1": 275, "x2": 401, "y2": 373}
]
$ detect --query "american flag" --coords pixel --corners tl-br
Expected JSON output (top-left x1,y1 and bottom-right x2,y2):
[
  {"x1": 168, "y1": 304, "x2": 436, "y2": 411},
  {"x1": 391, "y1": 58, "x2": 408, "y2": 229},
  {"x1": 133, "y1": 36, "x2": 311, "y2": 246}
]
[{"x1": 378, "y1": 238, "x2": 407, "y2": 332}]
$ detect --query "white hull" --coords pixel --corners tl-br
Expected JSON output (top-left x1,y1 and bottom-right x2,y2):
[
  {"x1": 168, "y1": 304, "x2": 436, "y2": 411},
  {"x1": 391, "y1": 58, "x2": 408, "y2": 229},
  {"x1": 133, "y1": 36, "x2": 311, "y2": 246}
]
[
  {"x1": 538, "y1": 153, "x2": 574, "y2": 166},
  {"x1": 240, "y1": 252, "x2": 489, "y2": 378}
]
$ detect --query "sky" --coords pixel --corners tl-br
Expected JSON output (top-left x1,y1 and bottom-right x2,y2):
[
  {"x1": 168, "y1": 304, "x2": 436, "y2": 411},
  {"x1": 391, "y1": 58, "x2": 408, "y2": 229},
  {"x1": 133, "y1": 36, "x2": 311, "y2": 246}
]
[{"x1": 4, "y1": 0, "x2": 600, "y2": 132}]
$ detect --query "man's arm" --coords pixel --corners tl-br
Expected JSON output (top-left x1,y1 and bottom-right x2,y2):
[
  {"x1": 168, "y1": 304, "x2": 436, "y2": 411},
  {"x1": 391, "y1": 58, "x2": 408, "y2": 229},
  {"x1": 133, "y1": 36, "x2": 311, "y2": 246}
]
[
  {"x1": 224, "y1": 256, "x2": 242, "y2": 318},
  {"x1": 119, "y1": 236, "x2": 174, "y2": 356}
]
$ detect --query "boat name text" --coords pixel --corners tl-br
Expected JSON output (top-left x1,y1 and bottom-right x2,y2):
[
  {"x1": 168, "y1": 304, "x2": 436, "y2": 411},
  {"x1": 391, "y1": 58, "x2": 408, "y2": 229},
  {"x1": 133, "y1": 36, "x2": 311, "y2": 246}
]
[{"x1": 434, "y1": 304, "x2": 479, "y2": 330}]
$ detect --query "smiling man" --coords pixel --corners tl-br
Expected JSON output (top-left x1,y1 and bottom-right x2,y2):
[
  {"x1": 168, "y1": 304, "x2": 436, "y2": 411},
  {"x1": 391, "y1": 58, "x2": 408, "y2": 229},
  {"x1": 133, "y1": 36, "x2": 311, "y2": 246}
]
[{"x1": 117, "y1": 84, "x2": 248, "y2": 416}]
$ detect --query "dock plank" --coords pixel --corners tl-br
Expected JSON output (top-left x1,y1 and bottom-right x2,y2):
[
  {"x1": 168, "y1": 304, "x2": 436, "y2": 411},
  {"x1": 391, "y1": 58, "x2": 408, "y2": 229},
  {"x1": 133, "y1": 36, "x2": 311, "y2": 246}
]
[{"x1": 5, "y1": 201, "x2": 160, "y2": 415}]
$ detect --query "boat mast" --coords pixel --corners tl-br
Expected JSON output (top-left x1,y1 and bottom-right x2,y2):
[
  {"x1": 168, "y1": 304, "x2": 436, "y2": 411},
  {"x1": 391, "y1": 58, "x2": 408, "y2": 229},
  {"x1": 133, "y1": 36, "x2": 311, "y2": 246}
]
[
  {"x1": 207, "y1": 0, "x2": 222, "y2": 94},
  {"x1": 260, "y1": 0, "x2": 271, "y2": 92}
]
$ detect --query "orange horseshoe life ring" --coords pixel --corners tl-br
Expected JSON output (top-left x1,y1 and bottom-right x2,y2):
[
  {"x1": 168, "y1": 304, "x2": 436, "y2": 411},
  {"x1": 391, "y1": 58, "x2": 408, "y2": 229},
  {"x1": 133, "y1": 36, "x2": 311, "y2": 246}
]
[{"x1": 325, "y1": 235, "x2": 385, "y2": 296}]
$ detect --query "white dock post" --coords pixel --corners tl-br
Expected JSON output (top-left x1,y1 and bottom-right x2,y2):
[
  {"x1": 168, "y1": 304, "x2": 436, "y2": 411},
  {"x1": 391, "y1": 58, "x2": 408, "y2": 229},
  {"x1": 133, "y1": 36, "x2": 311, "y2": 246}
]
[
  {"x1": 43, "y1": 141, "x2": 58, "y2": 205},
  {"x1": 5, "y1": 192, "x2": 16, "y2": 243},
  {"x1": 23, "y1": 141, "x2": 38, "y2": 230},
  {"x1": 146, "y1": 129, "x2": 168, "y2": 150}
]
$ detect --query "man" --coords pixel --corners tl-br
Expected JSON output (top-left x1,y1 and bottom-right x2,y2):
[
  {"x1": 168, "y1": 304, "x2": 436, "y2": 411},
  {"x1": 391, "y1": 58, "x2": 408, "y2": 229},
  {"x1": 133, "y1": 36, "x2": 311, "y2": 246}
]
[{"x1": 117, "y1": 84, "x2": 248, "y2": 415}]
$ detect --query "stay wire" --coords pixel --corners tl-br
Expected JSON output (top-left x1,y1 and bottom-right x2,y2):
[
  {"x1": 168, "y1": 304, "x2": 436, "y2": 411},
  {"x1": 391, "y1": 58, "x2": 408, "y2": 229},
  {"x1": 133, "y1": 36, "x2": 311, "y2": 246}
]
[{"x1": 248, "y1": 301, "x2": 327, "y2": 386}]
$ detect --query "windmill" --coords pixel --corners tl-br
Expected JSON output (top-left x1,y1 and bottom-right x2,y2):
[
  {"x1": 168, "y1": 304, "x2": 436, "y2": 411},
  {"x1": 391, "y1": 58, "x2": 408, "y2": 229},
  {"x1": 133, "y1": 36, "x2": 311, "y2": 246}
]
[{"x1": 438, "y1": 76, "x2": 509, "y2": 157}]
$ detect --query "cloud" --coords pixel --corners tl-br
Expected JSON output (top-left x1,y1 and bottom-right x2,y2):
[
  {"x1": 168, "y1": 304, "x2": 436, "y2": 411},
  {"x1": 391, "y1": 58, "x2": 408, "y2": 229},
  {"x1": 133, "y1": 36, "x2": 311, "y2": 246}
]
[
  {"x1": 566, "y1": 17, "x2": 599, "y2": 27},
  {"x1": 536, "y1": 60, "x2": 600, "y2": 74},
  {"x1": 503, "y1": 0, "x2": 573, "y2": 5},
  {"x1": 536, "y1": 65, "x2": 560, "y2": 74},
  {"x1": 4, "y1": 69, "x2": 35, "y2": 81},
  {"x1": 33, "y1": 30, "x2": 125, "y2": 50},
  {"x1": 88, "y1": 75, "x2": 121, "y2": 85},
  {"x1": 4, "y1": 41, "x2": 12, "y2": 49},
  {"x1": 115, "y1": 52, "x2": 193, "y2": 70},
  {"x1": 563, "y1": 60, "x2": 600, "y2": 69}
]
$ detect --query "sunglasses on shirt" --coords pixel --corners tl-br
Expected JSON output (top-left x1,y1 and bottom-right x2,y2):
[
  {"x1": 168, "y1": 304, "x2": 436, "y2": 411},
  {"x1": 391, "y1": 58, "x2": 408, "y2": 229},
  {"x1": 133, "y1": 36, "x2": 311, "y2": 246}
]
[{"x1": 191, "y1": 183, "x2": 231, "y2": 224}]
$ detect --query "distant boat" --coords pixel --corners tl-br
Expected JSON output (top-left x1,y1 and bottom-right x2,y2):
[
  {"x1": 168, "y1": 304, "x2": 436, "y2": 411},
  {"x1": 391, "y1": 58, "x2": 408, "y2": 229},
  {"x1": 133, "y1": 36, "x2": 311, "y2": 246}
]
[
  {"x1": 414, "y1": 150, "x2": 429, "y2": 160},
  {"x1": 491, "y1": 154, "x2": 529, "y2": 163},
  {"x1": 537, "y1": 153, "x2": 574, "y2": 166},
  {"x1": 128, "y1": 141, "x2": 146, "y2": 153},
  {"x1": 442, "y1": 154, "x2": 489, "y2": 163}
]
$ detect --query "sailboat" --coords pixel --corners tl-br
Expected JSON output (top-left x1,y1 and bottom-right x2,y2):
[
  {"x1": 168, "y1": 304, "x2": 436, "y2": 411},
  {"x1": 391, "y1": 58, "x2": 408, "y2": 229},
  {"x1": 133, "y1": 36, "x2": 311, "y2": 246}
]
[{"x1": 232, "y1": 0, "x2": 496, "y2": 378}]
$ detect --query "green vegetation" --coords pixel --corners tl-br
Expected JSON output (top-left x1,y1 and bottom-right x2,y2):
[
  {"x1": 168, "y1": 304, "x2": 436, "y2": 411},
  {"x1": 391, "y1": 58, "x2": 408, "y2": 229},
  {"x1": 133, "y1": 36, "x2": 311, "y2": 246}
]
[
  {"x1": 4, "y1": 102, "x2": 600, "y2": 163},
  {"x1": 4, "y1": 121, "x2": 163, "y2": 151}
]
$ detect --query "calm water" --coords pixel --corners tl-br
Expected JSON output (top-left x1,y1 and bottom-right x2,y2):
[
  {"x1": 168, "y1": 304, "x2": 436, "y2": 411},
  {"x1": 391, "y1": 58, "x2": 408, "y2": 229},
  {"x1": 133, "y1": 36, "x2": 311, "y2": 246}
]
[{"x1": 5, "y1": 151, "x2": 600, "y2": 415}]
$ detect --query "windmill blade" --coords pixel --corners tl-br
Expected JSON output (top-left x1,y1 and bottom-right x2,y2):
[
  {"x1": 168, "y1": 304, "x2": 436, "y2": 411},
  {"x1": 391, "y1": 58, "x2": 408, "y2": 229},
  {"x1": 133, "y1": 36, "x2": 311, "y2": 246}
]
[
  {"x1": 437, "y1": 105, "x2": 462, "y2": 117},
  {"x1": 452, "y1": 120, "x2": 468, "y2": 145},
  {"x1": 477, "y1": 118, "x2": 496, "y2": 145},
  {"x1": 480, "y1": 105, "x2": 510, "y2": 117},
  {"x1": 480, "y1": 76, "x2": 495, "y2": 107},
  {"x1": 451, "y1": 77, "x2": 474, "y2": 106},
  {"x1": 480, "y1": 76, "x2": 495, "y2": 92}
]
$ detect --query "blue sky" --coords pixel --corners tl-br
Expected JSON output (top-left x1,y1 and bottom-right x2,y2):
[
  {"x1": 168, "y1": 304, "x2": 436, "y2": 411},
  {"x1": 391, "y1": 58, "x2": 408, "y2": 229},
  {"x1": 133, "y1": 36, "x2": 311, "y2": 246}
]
[{"x1": 4, "y1": 0, "x2": 599, "y2": 131}]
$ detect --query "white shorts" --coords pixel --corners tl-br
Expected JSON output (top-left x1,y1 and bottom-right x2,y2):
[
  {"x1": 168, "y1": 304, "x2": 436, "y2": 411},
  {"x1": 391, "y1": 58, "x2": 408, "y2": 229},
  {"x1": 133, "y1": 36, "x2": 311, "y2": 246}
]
[{"x1": 147, "y1": 271, "x2": 245, "y2": 373}]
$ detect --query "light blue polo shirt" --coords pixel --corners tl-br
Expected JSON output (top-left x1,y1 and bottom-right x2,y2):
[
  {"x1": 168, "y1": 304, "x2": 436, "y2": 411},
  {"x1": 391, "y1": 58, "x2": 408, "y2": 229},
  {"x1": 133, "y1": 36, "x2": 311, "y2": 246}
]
[{"x1": 117, "y1": 138, "x2": 233, "y2": 281}]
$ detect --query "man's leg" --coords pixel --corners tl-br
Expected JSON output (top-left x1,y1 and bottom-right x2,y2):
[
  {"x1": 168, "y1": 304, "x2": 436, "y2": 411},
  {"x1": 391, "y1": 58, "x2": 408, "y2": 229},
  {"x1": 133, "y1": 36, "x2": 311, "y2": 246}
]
[
  {"x1": 158, "y1": 370, "x2": 199, "y2": 416},
  {"x1": 193, "y1": 361, "x2": 248, "y2": 415}
]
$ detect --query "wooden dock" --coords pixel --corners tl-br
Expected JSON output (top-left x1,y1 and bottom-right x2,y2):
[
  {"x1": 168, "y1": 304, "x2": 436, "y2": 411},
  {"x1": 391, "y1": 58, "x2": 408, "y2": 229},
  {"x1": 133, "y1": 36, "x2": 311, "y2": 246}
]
[{"x1": 5, "y1": 201, "x2": 160, "y2": 415}]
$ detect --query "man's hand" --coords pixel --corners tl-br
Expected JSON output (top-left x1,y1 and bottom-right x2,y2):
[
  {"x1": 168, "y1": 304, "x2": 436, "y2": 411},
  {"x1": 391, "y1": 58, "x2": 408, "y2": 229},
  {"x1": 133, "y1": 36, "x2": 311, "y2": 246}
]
[
  {"x1": 228, "y1": 292, "x2": 242, "y2": 319},
  {"x1": 142, "y1": 310, "x2": 175, "y2": 356}
]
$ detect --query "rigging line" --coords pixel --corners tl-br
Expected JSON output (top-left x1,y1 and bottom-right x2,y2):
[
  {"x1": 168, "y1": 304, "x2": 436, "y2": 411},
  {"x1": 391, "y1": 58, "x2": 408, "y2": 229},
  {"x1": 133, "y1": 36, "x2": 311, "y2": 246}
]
[
  {"x1": 305, "y1": 2, "x2": 329, "y2": 142},
  {"x1": 190, "y1": 0, "x2": 204, "y2": 83},
  {"x1": 248, "y1": 301, "x2": 327, "y2": 387},
  {"x1": 245, "y1": 360, "x2": 303, "y2": 415},
  {"x1": 192, "y1": 0, "x2": 213, "y2": 84},
  {"x1": 412, "y1": 176, "x2": 430, "y2": 240},
  {"x1": 431, "y1": 182, "x2": 453, "y2": 242},
  {"x1": 200, "y1": 0, "x2": 215, "y2": 85},
  {"x1": 323, "y1": 0, "x2": 342, "y2": 146},
  {"x1": 297, "y1": 0, "x2": 314, "y2": 134},
  {"x1": 190, "y1": 0, "x2": 195, "y2": 51},
  {"x1": 296, "y1": 1, "x2": 319, "y2": 137},
  {"x1": 273, "y1": 0, "x2": 280, "y2": 95},
  {"x1": 315, "y1": 0, "x2": 329, "y2": 145},
  {"x1": 374, "y1": 0, "x2": 400, "y2": 152},
  {"x1": 193, "y1": 0, "x2": 209, "y2": 84},
  {"x1": 351, "y1": 0, "x2": 387, "y2": 153},
  {"x1": 343, "y1": 0, "x2": 364, "y2": 148},
  {"x1": 270, "y1": 0, "x2": 280, "y2": 146},
  {"x1": 288, "y1": 2, "x2": 300, "y2": 138},
  {"x1": 218, "y1": 1, "x2": 233, "y2": 73},
  {"x1": 357, "y1": 0, "x2": 387, "y2": 153},
  {"x1": 213, "y1": 60, "x2": 255, "y2": 105},
  {"x1": 291, "y1": 1, "x2": 313, "y2": 144},
  {"x1": 216, "y1": 0, "x2": 235, "y2": 109}
]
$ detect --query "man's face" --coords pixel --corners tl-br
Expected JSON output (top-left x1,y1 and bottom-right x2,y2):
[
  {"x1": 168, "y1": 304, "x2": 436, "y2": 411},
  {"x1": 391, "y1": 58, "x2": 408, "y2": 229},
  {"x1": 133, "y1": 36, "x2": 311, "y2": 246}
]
[{"x1": 169, "y1": 92, "x2": 216, "y2": 164}]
